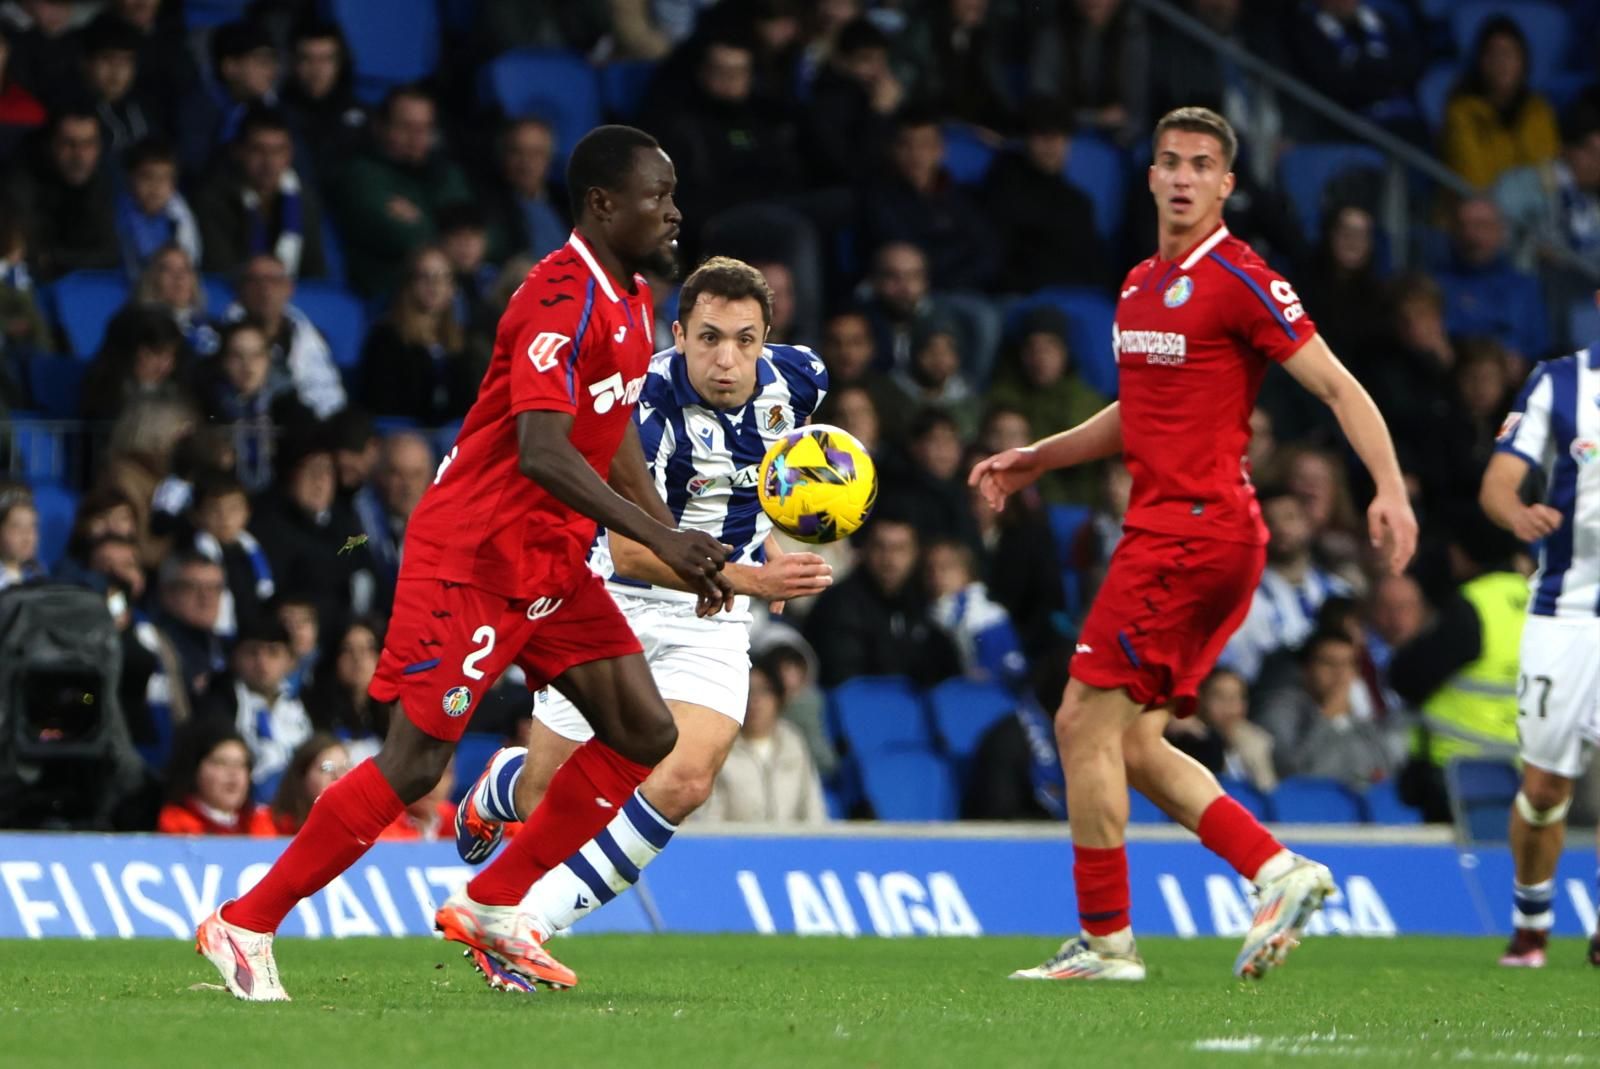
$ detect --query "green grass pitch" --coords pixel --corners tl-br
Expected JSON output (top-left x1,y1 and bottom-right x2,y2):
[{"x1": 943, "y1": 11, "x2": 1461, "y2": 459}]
[{"x1": 3, "y1": 936, "x2": 1595, "y2": 1068}]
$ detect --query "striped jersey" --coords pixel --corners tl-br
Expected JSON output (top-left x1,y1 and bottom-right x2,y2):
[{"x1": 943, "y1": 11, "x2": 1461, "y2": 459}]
[
  {"x1": 589, "y1": 342, "x2": 829, "y2": 609},
  {"x1": 1494, "y1": 345, "x2": 1600, "y2": 617}
]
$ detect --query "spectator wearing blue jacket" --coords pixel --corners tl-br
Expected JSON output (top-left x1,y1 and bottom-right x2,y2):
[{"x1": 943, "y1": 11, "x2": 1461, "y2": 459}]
[{"x1": 1433, "y1": 196, "x2": 1550, "y2": 364}]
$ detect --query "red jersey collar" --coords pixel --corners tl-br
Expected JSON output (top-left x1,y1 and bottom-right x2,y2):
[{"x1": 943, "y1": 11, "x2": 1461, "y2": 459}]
[
  {"x1": 1160, "y1": 222, "x2": 1230, "y2": 270},
  {"x1": 566, "y1": 230, "x2": 629, "y2": 303}
]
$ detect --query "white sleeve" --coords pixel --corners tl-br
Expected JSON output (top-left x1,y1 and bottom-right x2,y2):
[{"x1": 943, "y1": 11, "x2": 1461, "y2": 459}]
[{"x1": 1496, "y1": 365, "x2": 1554, "y2": 468}]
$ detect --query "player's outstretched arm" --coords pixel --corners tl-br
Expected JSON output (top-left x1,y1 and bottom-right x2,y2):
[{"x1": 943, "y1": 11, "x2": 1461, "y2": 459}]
[
  {"x1": 967, "y1": 401, "x2": 1121, "y2": 511},
  {"x1": 608, "y1": 531, "x2": 831, "y2": 609},
  {"x1": 518, "y1": 410, "x2": 733, "y2": 604},
  {"x1": 1282, "y1": 334, "x2": 1417, "y2": 574},
  {"x1": 1480, "y1": 452, "x2": 1562, "y2": 543}
]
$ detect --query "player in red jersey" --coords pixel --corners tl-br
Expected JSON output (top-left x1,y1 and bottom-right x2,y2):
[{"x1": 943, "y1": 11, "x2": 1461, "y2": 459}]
[
  {"x1": 195, "y1": 125, "x2": 736, "y2": 1000},
  {"x1": 972, "y1": 108, "x2": 1418, "y2": 982}
]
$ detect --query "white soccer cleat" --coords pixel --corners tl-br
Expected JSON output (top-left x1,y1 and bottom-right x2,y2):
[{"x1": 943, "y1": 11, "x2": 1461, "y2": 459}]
[
  {"x1": 435, "y1": 887, "x2": 577, "y2": 991},
  {"x1": 1010, "y1": 937, "x2": 1147, "y2": 982},
  {"x1": 195, "y1": 902, "x2": 291, "y2": 1002},
  {"x1": 1234, "y1": 856, "x2": 1336, "y2": 980}
]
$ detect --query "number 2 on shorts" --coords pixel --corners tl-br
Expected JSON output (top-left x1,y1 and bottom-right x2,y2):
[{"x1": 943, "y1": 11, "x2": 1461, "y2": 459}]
[{"x1": 462, "y1": 625, "x2": 496, "y2": 680}]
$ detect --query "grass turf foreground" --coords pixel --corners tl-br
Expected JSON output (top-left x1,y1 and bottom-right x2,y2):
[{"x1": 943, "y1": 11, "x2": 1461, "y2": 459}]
[{"x1": 2, "y1": 936, "x2": 1595, "y2": 1068}]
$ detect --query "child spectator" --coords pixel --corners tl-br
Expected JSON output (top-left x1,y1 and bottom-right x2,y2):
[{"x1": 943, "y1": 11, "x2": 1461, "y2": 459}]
[
  {"x1": 0, "y1": 488, "x2": 44, "y2": 588},
  {"x1": 80, "y1": 302, "x2": 187, "y2": 422},
  {"x1": 273, "y1": 592, "x2": 320, "y2": 698},
  {"x1": 268, "y1": 731, "x2": 350, "y2": 833},
  {"x1": 889, "y1": 325, "x2": 979, "y2": 437},
  {"x1": 878, "y1": 408, "x2": 977, "y2": 543},
  {"x1": 1164, "y1": 667, "x2": 1276, "y2": 792},
  {"x1": 924, "y1": 536, "x2": 1026, "y2": 686},
  {"x1": 187, "y1": 473, "x2": 275, "y2": 638},
  {"x1": 697, "y1": 664, "x2": 826, "y2": 824},
  {"x1": 359, "y1": 245, "x2": 477, "y2": 425},
  {"x1": 116, "y1": 139, "x2": 200, "y2": 277},
  {"x1": 1258, "y1": 629, "x2": 1395, "y2": 789},
  {"x1": 156, "y1": 720, "x2": 276, "y2": 835},
  {"x1": 193, "y1": 615, "x2": 312, "y2": 796},
  {"x1": 134, "y1": 242, "x2": 219, "y2": 357},
  {"x1": 757, "y1": 641, "x2": 837, "y2": 780}
]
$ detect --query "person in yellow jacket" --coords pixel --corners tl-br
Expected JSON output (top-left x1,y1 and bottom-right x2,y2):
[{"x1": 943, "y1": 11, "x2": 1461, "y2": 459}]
[
  {"x1": 1390, "y1": 514, "x2": 1526, "y2": 822},
  {"x1": 1441, "y1": 16, "x2": 1560, "y2": 190}
]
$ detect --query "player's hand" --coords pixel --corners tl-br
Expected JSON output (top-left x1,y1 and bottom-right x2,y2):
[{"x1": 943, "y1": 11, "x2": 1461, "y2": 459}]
[
  {"x1": 757, "y1": 552, "x2": 832, "y2": 610},
  {"x1": 650, "y1": 527, "x2": 733, "y2": 611},
  {"x1": 1509, "y1": 503, "x2": 1563, "y2": 544},
  {"x1": 967, "y1": 447, "x2": 1042, "y2": 512},
  {"x1": 695, "y1": 570, "x2": 737, "y2": 618},
  {"x1": 386, "y1": 195, "x2": 422, "y2": 223},
  {"x1": 1366, "y1": 490, "x2": 1418, "y2": 576}
]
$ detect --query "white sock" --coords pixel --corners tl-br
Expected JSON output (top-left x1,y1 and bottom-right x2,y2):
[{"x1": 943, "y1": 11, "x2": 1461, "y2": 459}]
[
  {"x1": 1512, "y1": 878, "x2": 1556, "y2": 930},
  {"x1": 523, "y1": 789, "x2": 677, "y2": 937},
  {"x1": 472, "y1": 747, "x2": 527, "y2": 823},
  {"x1": 1085, "y1": 927, "x2": 1135, "y2": 956},
  {"x1": 1252, "y1": 850, "x2": 1298, "y2": 889}
]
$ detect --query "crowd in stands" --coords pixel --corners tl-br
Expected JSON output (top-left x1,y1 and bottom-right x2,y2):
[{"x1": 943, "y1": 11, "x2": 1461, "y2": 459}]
[{"x1": 3, "y1": 0, "x2": 1600, "y2": 830}]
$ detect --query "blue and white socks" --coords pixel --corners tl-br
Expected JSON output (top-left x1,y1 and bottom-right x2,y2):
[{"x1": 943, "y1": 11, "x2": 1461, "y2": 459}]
[
  {"x1": 1513, "y1": 878, "x2": 1555, "y2": 930},
  {"x1": 523, "y1": 790, "x2": 677, "y2": 938},
  {"x1": 473, "y1": 747, "x2": 527, "y2": 824}
]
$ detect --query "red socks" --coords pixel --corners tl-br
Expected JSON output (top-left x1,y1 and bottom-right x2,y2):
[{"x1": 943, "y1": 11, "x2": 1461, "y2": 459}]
[
  {"x1": 1197, "y1": 795, "x2": 1283, "y2": 881},
  {"x1": 467, "y1": 740, "x2": 654, "y2": 906},
  {"x1": 222, "y1": 759, "x2": 403, "y2": 934},
  {"x1": 1073, "y1": 843, "x2": 1130, "y2": 936}
]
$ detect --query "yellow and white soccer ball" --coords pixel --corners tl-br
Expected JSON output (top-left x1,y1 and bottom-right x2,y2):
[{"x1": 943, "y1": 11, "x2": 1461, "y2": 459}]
[{"x1": 756, "y1": 424, "x2": 878, "y2": 544}]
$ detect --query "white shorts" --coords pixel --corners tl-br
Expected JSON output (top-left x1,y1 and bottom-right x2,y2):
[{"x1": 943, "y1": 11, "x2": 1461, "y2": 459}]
[
  {"x1": 1517, "y1": 615, "x2": 1600, "y2": 778},
  {"x1": 533, "y1": 591, "x2": 752, "y2": 743}
]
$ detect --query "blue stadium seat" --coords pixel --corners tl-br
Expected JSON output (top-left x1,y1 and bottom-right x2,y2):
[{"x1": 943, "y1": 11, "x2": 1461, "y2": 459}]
[
  {"x1": 319, "y1": 216, "x2": 347, "y2": 286},
  {"x1": 7, "y1": 417, "x2": 71, "y2": 485},
  {"x1": 1220, "y1": 777, "x2": 1273, "y2": 822},
  {"x1": 1046, "y1": 504, "x2": 1091, "y2": 565},
  {"x1": 433, "y1": 421, "x2": 463, "y2": 459},
  {"x1": 1005, "y1": 288, "x2": 1119, "y2": 397},
  {"x1": 184, "y1": 0, "x2": 251, "y2": 28},
  {"x1": 1277, "y1": 143, "x2": 1389, "y2": 243},
  {"x1": 1270, "y1": 776, "x2": 1365, "y2": 823},
  {"x1": 202, "y1": 275, "x2": 235, "y2": 317},
  {"x1": 1416, "y1": 61, "x2": 1457, "y2": 133},
  {"x1": 1450, "y1": 2, "x2": 1570, "y2": 91},
  {"x1": 1362, "y1": 779, "x2": 1422, "y2": 825},
  {"x1": 1445, "y1": 757, "x2": 1520, "y2": 844},
  {"x1": 942, "y1": 124, "x2": 996, "y2": 186},
  {"x1": 484, "y1": 50, "x2": 602, "y2": 170},
  {"x1": 29, "y1": 483, "x2": 77, "y2": 566},
  {"x1": 928, "y1": 678, "x2": 1016, "y2": 760},
  {"x1": 830, "y1": 676, "x2": 931, "y2": 755},
  {"x1": 47, "y1": 272, "x2": 129, "y2": 358},
  {"x1": 1063, "y1": 134, "x2": 1128, "y2": 243},
  {"x1": 292, "y1": 282, "x2": 367, "y2": 369},
  {"x1": 451, "y1": 733, "x2": 503, "y2": 803},
  {"x1": 329, "y1": 0, "x2": 440, "y2": 102},
  {"x1": 1128, "y1": 791, "x2": 1171, "y2": 823},
  {"x1": 600, "y1": 61, "x2": 657, "y2": 120},
  {"x1": 26, "y1": 357, "x2": 86, "y2": 419},
  {"x1": 857, "y1": 749, "x2": 958, "y2": 821}
]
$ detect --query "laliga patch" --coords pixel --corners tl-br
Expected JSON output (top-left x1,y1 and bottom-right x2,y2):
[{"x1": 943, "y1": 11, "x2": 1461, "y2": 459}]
[
  {"x1": 1163, "y1": 275, "x2": 1194, "y2": 308},
  {"x1": 442, "y1": 686, "x2": 473, "y2": 717},
  {"x1": 1496, "y1": 412, "x2": 1522, "y2": 442},
  {"x1": 1571, "y1": 438, "x2": 1599, "y2": 466}
]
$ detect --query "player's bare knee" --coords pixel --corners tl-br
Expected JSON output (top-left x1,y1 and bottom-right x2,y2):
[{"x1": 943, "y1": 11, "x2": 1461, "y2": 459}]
[{"x1": 650, "y1": 762, "x2": 716, "y2": 821}]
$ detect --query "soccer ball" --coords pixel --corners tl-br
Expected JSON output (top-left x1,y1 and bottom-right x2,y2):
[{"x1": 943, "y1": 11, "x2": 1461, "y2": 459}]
[{"x1": 757, "y1": 424, "x2": 878, "y2": 544}]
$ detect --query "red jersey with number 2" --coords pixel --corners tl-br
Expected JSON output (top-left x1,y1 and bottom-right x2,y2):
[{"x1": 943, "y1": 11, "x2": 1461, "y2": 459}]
[
  {"x1": 1114, "y1": 224, "x2": 1316, "y2": 545},
  {"x1": 400, "y1": 232, "x2": 656, "y2": 598}
]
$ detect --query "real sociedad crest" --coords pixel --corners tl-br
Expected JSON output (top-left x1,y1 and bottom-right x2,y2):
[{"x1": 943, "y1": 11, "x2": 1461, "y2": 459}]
[{"x1": 1163, "y1": 276, "x2": 1194, "y2": 308}]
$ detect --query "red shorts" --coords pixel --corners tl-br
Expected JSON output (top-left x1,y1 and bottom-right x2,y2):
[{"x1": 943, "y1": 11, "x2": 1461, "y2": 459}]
[
  {"x1": 1071, "y1": 529, "x2": 1264, "y2": 716},
  {"x1": 370, "y1": 574, "x2": 643, "y2": 741}
]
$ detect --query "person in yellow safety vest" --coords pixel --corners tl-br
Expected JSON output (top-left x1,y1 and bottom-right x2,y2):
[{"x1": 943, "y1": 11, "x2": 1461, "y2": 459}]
[{"x1": 1390, "y1": 514, "x2": 1529, "y2": 823}]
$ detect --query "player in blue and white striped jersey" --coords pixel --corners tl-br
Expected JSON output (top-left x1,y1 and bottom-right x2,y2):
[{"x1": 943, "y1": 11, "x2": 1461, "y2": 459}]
[
  {"x1": 447, "y1": 258, "x2": 834, "y2": 990},
  {"x1": 1480, "y1": 341, "x2": 1600, "y2": 968}
]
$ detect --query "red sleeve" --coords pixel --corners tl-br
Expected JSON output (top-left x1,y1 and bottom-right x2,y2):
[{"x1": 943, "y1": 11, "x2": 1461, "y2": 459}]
[
  {"x1": 1217, "y1": 253, "x2": 1317, "y2": 365},
  {"x1": 508, "y1": 272, "x2": 594, "y2": 417}
]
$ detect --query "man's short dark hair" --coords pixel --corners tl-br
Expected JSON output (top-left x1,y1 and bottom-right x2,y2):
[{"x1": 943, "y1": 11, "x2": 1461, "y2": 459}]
[
  {"x1": 217, "y1": 318, "x2": 267, "y2": 354},
  {"x1": 82, "y1": 13, "x2": 142, "y2": 57},
  {"x1": 835, "y1": 17, "x2": 889, "y2": 57},
  {"x1": 565, "y1": 124, "x2": 660, "y2": 220},
  {"x1": 289, "y1": 17, "x2": 346, "y2": 50},
  {"x1": 436, "y1": 201, "x2": 489, "y2": 236},
  {"x1": 192, "y1": 472, "x2": 248, "y2": 508},
  {"x1": 160, "y1": 548, "x2": 222, "y2": 588},
  {"x1": 126, "y1": 138, "x2": 177, "y2": 173},
  {"x1": 103, "y1": 303, "x2": 181, "y2": 359},
  {"x1": 211, "y1": 19, "x2": 276, "y2": 70},
  {"x1": 1254, "y1": 484, "x2": 1298, "y2": 510},
  {"x1": 1153, "y1": 106, "x2": 1238, "y2": 170},
  {"x1": 378, "y1": 83, "x2": 434, "y2": 123},
  {"x1": 238, "y1": 106, "x2": 294, "y2": 144},
  {"x1": 1300, "y1": 628, "x2": 1355, "y2": 663},
  {"x1": 909, "y1": 406, "x2": 958, "y2": 442},
  {"x1": 678, "y1": 256, "x2": 773, "y2": 330},
  {"x1": 49, "y1": 107, "x2": 100, "y2": 138}
]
